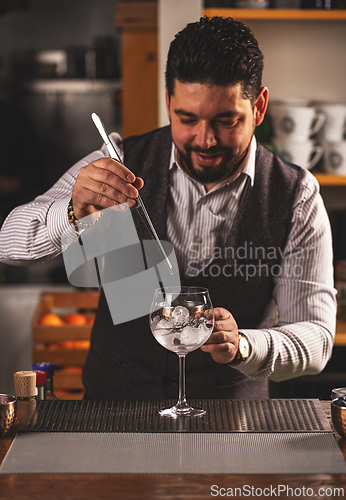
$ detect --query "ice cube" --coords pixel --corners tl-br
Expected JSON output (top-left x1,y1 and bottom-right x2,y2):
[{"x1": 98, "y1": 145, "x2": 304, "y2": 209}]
[
  {"x1": 166, "y1": 318, "x2": 176, "y2": 328},
  {"x1": 171, "y1": 306, "x2": 190, "y2": 325},
  {"x1": 151, "y1": 316, "x2": 161, "y2": 329},
  {"x1": 155, "y1": 318, "x2": 175, "y2": 332},
  {"x1": 198, "y1": 322, "x2": 210, "y2": 335},
  {"x1": 179, "y1": 325, "x2": 199, "y2": 345}
]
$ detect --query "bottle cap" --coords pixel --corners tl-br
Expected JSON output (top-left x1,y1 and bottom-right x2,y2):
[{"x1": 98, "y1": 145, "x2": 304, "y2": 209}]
[
  {"x1": 32, "y1": 362, "x2": 54, "y2": 378},
  {"x1": 14, "y1": 371, "x2": 36, "y2": 398},
  {"x1": 33, "y1": 370, "x2": 47, "y2": 386}
]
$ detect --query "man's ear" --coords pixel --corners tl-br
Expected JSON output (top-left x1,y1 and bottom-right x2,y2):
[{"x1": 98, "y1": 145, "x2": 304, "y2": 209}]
[
  {"x1": 165, "y1": 86, "x2": 171, "y2": 122},
  {"x1": 254, "y1": 87, "x2": 269, "y2": 126}
]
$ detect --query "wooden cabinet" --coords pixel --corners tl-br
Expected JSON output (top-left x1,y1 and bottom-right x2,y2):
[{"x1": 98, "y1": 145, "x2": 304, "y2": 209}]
[{"x1": 115, "y1": 2, "x2": 158, "y2": 138}]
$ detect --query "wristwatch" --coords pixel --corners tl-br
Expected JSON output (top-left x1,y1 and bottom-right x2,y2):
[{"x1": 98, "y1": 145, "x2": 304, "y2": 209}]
[{"x1": 230, "y1": 333, "x2": 251, "y2": 365}]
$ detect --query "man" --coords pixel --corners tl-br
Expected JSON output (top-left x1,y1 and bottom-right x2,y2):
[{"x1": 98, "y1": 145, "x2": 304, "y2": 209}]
[{"x1": 0, "y1": 17, "x2": 336, "y2": 400}]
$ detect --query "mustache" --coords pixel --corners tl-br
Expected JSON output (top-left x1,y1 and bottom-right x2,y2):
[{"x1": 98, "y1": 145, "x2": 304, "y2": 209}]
[{"x1": 186, "y1": 145, "x2": 230, "y2": 155}]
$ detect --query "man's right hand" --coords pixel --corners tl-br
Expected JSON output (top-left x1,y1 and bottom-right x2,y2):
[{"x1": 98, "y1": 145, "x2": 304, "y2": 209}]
[{"x1": 72, "y1": 158, "x2": 144, "y2": 220}]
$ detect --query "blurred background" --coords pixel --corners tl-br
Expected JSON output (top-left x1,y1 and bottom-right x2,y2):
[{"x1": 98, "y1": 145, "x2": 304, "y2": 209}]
[{"x1": 0, "y1": 0, "x2": 345, "y2": 399}]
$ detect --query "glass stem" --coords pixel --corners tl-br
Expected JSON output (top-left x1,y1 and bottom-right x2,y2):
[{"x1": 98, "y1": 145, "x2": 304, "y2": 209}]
[{"x1": 176, "y1": 355, "x2": 189, "y2": 410}]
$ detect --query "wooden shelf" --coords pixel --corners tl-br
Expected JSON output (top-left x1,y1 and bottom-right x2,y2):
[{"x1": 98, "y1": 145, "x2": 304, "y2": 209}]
[
  {"x1": 204, "y1": 8, "x2": 346, "y2": 20},
  {"x1": 313, "y1": 173, "x2": 346, "y2": 186},
  {"x1": 335, "y1": 321, "x2": 346, "y2": 346}
]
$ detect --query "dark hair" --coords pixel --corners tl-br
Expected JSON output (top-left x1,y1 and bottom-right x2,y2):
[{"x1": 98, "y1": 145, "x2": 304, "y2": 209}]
[{"x1": 165, "y1": 16, "x2": 264, "y2": 105}]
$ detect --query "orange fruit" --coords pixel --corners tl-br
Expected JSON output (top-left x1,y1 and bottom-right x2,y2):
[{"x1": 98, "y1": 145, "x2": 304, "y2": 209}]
[
  {"x1": 40, "y1": 313, "x2": 65, "y2": 326},
  {"x1": 60, "y1": 340, "x2": 76, "y2": 349},
  {"x1": 74, "y1": 340, "x2": 91, "y2": 349},
  {"x1": 65, "y1": 313, "x2": 88, "y2": 326}
]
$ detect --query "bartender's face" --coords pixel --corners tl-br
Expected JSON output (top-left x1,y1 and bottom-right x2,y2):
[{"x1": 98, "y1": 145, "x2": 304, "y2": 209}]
[{"x1": 166, "y1": 81, "x2": 268, "y2": 189}]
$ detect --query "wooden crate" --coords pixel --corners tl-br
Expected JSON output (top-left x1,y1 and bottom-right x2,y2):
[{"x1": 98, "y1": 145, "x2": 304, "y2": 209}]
[{"x1": 32, "y1": 291, "x2": 100, "y2": 399}]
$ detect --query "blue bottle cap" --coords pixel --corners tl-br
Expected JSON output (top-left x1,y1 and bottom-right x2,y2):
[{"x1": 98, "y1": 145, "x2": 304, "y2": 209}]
[{"x1": 32, "y1": 362, "x2": 54, "y2": 378}]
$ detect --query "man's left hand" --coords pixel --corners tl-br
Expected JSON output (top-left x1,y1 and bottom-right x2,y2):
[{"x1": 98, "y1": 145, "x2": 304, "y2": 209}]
[{"x1": 200, "y1": 307, "x2": 239, "y2": 364}]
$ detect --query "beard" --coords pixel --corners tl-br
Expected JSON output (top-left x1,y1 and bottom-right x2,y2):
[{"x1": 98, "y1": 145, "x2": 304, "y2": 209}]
[
  {"x1": 176, "y1": 130, "x2": 255, "y2": 185},
  {"x1": 177, "y1": 142, "x2": 251, "y2": 185}
]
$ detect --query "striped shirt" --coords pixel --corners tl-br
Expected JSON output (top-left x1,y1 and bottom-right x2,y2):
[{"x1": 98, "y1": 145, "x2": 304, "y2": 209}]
[
  {"x1": 168, "y1": 136, "x2": 257, "y2": 277},
  {"x1": 0, "y1": 133, "x2": 337, "y2": 383}
]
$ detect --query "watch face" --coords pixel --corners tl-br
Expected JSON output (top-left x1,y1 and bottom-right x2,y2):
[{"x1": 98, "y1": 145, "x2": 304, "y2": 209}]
[{"x1": 239, "y1": 335, "x2": 250, "y2": 359}]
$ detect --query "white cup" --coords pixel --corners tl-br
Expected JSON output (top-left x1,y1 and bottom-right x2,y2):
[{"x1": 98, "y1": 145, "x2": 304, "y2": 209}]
[
  {"x1": 269, "y1": 103, "x2": 326, "y2": 142},
  {"x1": 322, "y1": 141, "x2": 346, "y2": 175},
  {"x1": 273, "y1": 139, "x2": 324, "y2": 170},
  {"x1": 315, "y1": 102, "x2": 346, "y2": 141}
]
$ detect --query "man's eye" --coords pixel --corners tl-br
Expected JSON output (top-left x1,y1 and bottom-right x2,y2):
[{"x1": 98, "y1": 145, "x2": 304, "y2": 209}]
[
  {"x1": 217, "y1": 120, "x2": 237, "y2": 127},
  {"x1": 180, "y1": 118, "x2": 196, "y2": 125}
]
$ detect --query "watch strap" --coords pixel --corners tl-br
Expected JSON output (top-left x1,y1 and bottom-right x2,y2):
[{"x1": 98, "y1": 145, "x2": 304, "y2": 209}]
[{"x1": 229, "y1": 332, "x2": 251, "y2": 366}]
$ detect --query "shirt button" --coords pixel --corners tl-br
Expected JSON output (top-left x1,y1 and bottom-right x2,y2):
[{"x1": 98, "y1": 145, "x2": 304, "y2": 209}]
[
  {"x1": 199, "y1": 198, "x2": 207, "y2": 205},
  {"x1": 29, "y1": 251, "x2": 34, "y2": 257},
  {"x1": 193, "y1": 236, "x2": 202, "y2": 244}
]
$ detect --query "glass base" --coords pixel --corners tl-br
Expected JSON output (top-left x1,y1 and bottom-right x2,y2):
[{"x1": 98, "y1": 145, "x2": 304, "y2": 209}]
[{"x1": 158, "y1": 405, "x2": 206, "y2": 418}]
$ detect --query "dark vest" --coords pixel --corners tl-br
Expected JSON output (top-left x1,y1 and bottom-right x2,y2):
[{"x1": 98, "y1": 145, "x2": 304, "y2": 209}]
[{"x1": 82, "y1": 126, "x2": 301, "y2": 400}]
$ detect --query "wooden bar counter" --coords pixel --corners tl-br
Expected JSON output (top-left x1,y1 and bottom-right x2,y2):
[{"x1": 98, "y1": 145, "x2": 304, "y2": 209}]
[{"x1": 1, "y1": 400, "x2": 345, "y2": 500}]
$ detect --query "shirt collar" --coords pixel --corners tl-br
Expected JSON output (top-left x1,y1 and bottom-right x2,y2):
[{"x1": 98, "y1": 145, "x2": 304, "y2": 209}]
[{"x1": 169, "y1": 135, "x2": 257, "y2": 187}]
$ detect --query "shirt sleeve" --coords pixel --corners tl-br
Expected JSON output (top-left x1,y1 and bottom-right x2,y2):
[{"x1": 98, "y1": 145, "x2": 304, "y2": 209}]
[
  {"x1": 0, "y1": 133, "x2": 123, "y2": 265},
  {"x1": 234, "y1": 169, "x2": 337, "y2": 382}
]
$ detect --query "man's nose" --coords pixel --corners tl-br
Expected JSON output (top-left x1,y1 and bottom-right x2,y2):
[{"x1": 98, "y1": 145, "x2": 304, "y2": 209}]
[{"x1": 195, "y1": 122, "x2": 217, "y2": 149}]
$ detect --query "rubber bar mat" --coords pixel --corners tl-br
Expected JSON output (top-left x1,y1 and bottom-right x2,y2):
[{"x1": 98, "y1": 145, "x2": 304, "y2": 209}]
[
  {"x1": 1, "y1": 432, "x2": 346, "y2": 474},
  {"x1": 18, "y1": 399, "x2": 331, "y2": 433}
]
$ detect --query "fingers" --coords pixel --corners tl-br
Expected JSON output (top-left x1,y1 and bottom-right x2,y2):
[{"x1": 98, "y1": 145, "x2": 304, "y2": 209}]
[
  {"x1": 213, "y1": 307, "x2": 233, "y2": 322},
  {"x1": 79, "y1": 164, "x2": 138, "y2": 204},
  {"x1": 200, "y1": 307, "x2": 239, "y2": 364},
  {"x1": 204, "y1": 330, "x2": 231, "y2": 345},
  {"x1": 133, "y1": 177, "x2": 144, "y2": 190},
  {"x1": 201, "y1": 335, "x2": 238, "y2": 364},
  {"x1": 72, "y1": 158, "x2": 144, "y2": 220},
  {"x1": 201, "y1": 333, "x2": 237, "y2": 362},
  {"x1": 213, "y1": 310, "x2": 233, "y2": 336},
  {"x1": 95, "y1": 157, "x2": 137, "y2": 185}
]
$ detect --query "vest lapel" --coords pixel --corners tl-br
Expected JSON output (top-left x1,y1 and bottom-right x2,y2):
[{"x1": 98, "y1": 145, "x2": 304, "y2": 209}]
[{"x1": 122, "y1": 126, "x2": 172, "y2": 242}]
